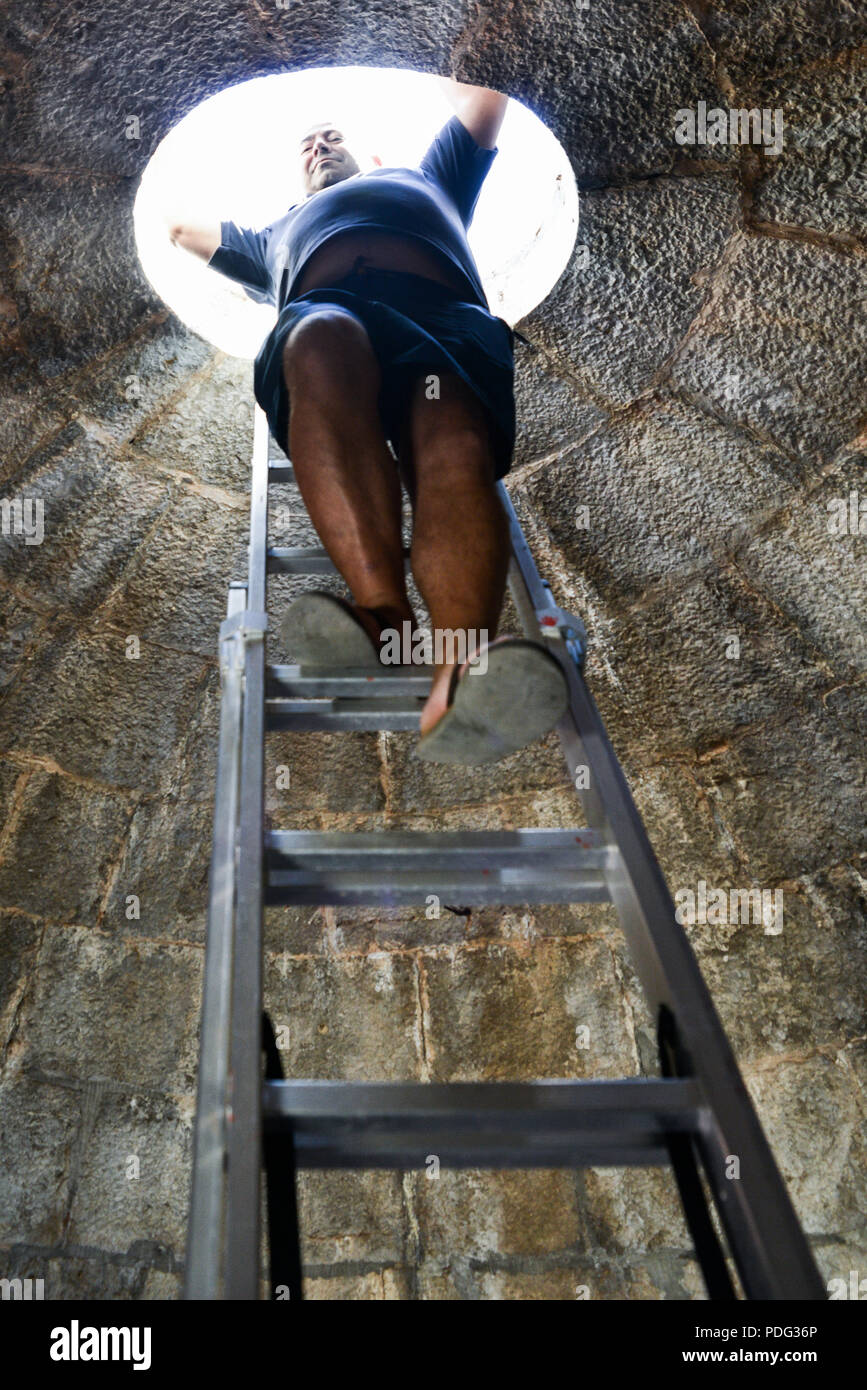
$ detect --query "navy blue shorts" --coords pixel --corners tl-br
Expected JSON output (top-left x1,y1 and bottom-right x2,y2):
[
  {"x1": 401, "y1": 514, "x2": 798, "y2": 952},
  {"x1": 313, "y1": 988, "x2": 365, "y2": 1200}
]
[{"x1": 253, "y1": 262, "x2": 517, "y2": 481}]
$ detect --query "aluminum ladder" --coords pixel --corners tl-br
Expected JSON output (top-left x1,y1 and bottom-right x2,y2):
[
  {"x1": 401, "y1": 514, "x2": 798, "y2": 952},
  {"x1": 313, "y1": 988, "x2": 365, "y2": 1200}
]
[{"x1": 184, "y1": 405, "x2": 825, "y2": 1301}]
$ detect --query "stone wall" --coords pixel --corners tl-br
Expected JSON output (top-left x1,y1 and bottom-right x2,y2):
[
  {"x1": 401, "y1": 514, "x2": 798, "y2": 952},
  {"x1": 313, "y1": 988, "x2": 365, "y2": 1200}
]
[{"x1": 0, "y1": 0, "x2": 864, "y2": 1299}]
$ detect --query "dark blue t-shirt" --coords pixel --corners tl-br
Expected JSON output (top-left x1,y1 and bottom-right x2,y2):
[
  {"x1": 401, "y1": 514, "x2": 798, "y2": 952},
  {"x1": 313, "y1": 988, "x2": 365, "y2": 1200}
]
[{"x1": 208, "y1": 115, "x2": 497, "y2": 312}]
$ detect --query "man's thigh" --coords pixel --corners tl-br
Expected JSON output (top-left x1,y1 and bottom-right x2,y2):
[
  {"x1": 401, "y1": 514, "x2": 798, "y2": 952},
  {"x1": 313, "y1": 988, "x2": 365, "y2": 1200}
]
[
  {"x1": 272, "y1": 301, "x2": 379, "y2": 453},
  {"x1": 393, "y1": 368, "x2": 498, "y2": 507},
  {"x1": 280, "y1": 304, "x2": 374, "y2": 381}
]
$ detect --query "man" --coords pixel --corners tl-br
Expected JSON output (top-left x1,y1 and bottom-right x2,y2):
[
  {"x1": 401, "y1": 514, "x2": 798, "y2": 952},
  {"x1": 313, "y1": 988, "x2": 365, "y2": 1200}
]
[{"x1": 168, "y1": 76, "x2": 568, "y2": 763}]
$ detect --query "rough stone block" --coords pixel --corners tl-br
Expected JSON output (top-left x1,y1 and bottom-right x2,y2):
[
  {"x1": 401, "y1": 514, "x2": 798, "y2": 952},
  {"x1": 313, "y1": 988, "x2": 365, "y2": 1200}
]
[
  {"x1": 587, "y1": 561, "x2": 832, "y2": 765},
  {"x1": 62, "y1": 1087, "x2": 191, "y2": 1253},
  {"x1": 0, "y1": 771, "x2": 132, "y2": 924},
  {"x1": 296, "y1": 1169, "x2": 406, "y2": 1266},
  {"x1": 692, "y1": 866, "x2": 867, "y2": 1060},
  {"x1": 101, "y1": 796, "x2": 212, "y2": 943},
  {"x1": 0, "y1": 433, "x2": 172, "y2": 620},
  {"x1": 11, "y1": 926, "x2": 202, "y2": 1090},
  {"x1": 97, "y1": 489, "x2": 249, "y2": 658},
  {"x1": 0, "y1": 352, "x2": 70, "y2": 478},
  {"x1": 266, "y1": 730, "x2": 385, "y2": 823},
  {"x1": 263, "y1": 949, "x2": 422, "y2": 1080},
  {"x1": 421, "y1": 937, "x2": 639, "y2": 1081},
  {"x1": 57, "y1": 320, "x2": 216, "y2": 448},
  {"x1": 0, "y1": 626, "x2": 210, "y2": 794},
  {"x1": 511, "y1": 346, "x2": 606, "y2": 464},
  {"x1": 0, "y1": 596, "x2": 48, "y2": 693},
  {"x1": 455, "y1": 1, "x2": 730, "y2": 185},
  {"x1": 743, "y1": 1052, "x2": 865, "y2": 1239},
  {"x1": 0, "y1": 1073, "x2": 78, "y2": 1243},
  {"x1": 694, "y1": 696, "x2": 865, "y2": 880},
  {"x1": 581, "y1": 1165, "x2": 691, "y2": 1253},
  {"x1": 696, "y1": 2, "x2": 866, "y2": 92},
  {"x1": 0, "y1": 911, "x2": 41, "y2": 1051},
  {"x1": 512, "y1": 389, "x2": 803, "y2": 606},
  {"x1": 519, "y1": 178, "x2": 740, "y2": 406},
  {"x1": 131, "y1": 351, "x2": 259, "y2": 491},
  {"x1": 751, "y1": 62, "x2": 867, "y2": 242},
  {"x1": 627, "y1": 758, "x2": 743, "y2": 891},
  {"x1": 304, "y1": 1267, "x2": 410, "y2": 1299},
  {"x1": 411, "y1": 1167, "x2": 585, "y2": 1263},
  {"x1": 671, "y1": 236, "x2": 867, "y2": 467},
  {"x1": 0, "y1": 176, "x2": 162, "y2": 373},
  {"x1": 729, "y1": 448, "x2": 867, "y2": 680},
  {"x1": 314, "y1": 898, "x2": 610, "y2": 959}
]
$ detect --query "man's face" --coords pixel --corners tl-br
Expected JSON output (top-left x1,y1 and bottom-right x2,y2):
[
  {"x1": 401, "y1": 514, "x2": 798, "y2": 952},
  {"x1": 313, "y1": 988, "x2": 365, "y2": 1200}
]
[{"x1": 300, "y1": 124, "x2": 361, "y2": 196}]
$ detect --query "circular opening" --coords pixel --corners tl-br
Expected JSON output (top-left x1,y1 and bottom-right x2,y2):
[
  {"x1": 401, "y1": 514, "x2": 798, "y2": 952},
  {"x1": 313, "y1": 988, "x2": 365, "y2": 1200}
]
[{"x1": 134, "y1": 66, "x2": 579, "y2": 358}]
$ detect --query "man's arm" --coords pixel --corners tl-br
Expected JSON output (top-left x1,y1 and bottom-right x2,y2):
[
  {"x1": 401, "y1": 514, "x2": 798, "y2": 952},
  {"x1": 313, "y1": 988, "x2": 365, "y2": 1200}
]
[
  {"x1": 436, "y1": 76, "x2": 508, "y2": 150},
  {"x1": 165, "y1": 217, "x2": 222, "y2": 263},
  {"x1": 165, "y1": 216, "x2": 272, "y2": 304}
]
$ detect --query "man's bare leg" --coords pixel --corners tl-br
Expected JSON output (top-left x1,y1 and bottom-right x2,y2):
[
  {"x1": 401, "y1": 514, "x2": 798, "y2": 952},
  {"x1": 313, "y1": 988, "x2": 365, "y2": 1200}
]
[
  {"x1": 282, "y1": 309, "x2": 416, "y2": 641},
  {"x1": 396, "y1": 371, "x2": 512, "y2": 735}
]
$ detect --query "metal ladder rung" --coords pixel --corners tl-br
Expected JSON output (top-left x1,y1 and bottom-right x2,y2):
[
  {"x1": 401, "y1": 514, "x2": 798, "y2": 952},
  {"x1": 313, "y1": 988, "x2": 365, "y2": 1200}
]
[
  {"x1": 261, "y1": 1078, "x2": 703, "y2": 1168},
  {"x1": 265, "y1": 696, "x2": 424, "y2": 731},
  {"x1": 265, "y1": 870, "x2": 610, "y2": 906},
  {"x1": 267, "y1": 663, "x2": 432, "y2": 697},
  {"x1": 266, "y1": 664, "x2": 433, "y2": 727},
  {"x1": 267, "y1": 545, "x2": 411, "y2": 576},
  {"x1": 267, "y1": 827, "x2": 605, "y2": 864},
  {"x1": 269, "y1": 459, "x2": 295, "y2": 483},
  {"x1": 264, "y1": 828, "x2": 613, "y2": 905}
]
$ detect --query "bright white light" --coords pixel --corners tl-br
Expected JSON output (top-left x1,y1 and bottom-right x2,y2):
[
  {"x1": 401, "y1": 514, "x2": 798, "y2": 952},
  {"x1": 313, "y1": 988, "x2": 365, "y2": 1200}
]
[{"x1": 134, "y1": 67, "x2": 579, "y2": 359}]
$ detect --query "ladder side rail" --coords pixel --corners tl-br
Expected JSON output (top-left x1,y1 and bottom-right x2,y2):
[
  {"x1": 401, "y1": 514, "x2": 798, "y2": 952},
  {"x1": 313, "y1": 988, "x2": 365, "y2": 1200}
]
[
  {"x1": 565, "y1": 645, "x2": 823, "y2": 1299},
  {"x1": 224, "y1": 408, "x2": 270, "y2": 1298},
  {"x1": 184, "y1": 583, "x2": 247, "y2": 1299},
  {"x1": 498, "y1": 482, "x2": 824, "y2": 1300}
]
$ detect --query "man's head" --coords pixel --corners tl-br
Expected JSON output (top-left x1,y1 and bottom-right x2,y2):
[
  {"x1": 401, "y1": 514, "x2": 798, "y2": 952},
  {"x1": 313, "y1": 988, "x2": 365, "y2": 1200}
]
[
  {"x1": 299, "y1": 122, "x2": 362, "y2": 197},
  {"x1": 297, "y1": 120, "x2": 377, "y2": 197}
]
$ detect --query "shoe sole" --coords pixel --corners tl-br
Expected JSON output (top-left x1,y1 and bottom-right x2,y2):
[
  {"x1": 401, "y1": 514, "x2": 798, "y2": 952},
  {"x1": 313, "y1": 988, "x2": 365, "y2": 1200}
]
[
  {"x1": 414, "y1": 642, "x2": 569, "y2": 765},
  {"x1": 280, "y1": 592, "x2": 381, "y2": 668}
]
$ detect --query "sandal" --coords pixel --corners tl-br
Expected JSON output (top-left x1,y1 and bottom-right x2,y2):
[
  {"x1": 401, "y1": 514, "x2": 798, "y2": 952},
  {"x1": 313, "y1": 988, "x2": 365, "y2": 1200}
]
[
  {"x1": 414, "y1": 635, "x2": 569, "y2": 765},
  {"x1": 280, "y1": 591, "x2": 385, "y2": 667}
]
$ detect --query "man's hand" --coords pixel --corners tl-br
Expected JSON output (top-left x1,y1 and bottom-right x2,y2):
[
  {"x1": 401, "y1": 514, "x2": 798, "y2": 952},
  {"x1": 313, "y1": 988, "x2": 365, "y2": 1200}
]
[
  {"x1": 436, "y1": 76, "x2": 508, "y2": 150},
  {"x1": 166, "y1": 217, "x2": 222, "y2": 263}
]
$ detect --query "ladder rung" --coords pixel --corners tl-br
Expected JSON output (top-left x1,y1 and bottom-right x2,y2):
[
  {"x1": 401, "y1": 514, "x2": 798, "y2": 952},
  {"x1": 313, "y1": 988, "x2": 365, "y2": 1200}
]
[
  {"x1": 265, "y1": 697, "x2": 423, "y2": 731},
  {"x1": 267, "y1": 546, "x2": 411, "y2": 575},
  {"x1": 261, "y1": 1078, "x2": 703, "y2": 1168},
  {"x1": 268, "y1": 459, "x2": 295, "y2": 483},
  {"x1": 264, "y1": 828, "x2": 613, "y2": 905},
  {"x1": 268, "y1": 827, "x2": 604, "y2": 866},
  {"x1": 267, "y1": 663, "x2": 432, "y2": 697}
]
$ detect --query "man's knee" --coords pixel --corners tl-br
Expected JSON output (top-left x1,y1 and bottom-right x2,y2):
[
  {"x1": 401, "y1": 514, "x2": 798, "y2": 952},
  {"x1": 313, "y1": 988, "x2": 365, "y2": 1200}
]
[{"x1": 281, "y1": 309, "x2": 374, "y2": 387}]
